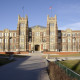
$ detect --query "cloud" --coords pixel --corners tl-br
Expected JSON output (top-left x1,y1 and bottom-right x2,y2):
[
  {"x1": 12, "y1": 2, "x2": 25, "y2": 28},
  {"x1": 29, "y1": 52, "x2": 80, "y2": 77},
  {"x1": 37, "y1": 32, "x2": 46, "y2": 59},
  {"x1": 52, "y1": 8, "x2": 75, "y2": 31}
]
[{"x1": 59, "y1": 22, "x2": 80, "y2": 30}]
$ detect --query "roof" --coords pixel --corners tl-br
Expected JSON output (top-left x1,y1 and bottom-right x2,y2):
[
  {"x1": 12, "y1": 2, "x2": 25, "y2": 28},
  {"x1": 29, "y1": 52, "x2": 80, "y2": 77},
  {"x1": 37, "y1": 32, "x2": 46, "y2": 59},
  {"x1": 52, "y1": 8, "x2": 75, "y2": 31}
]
[{"x1": 30, "y1": 25, "x2": 46, "y2": 29}]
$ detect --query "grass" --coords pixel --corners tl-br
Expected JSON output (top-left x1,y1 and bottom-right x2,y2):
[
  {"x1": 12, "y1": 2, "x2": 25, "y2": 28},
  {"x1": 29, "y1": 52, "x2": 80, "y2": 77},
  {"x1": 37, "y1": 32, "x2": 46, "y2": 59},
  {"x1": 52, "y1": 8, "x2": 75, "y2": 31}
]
[
  {"x1": 60, "y1": 60, "x2": 80, "y2": 74},
  {"x1": 43, "y1": 53, "x2": 80, "y2": 58},
  {"x1": 0, "y1": 54, "x2": 27, "y2": 58},
  {"x1": 0, "y1": 58, "x2": 14, "y2": 66},
  {"x1": 0, "y1": 54, "x2": 9, "y2": 57}
]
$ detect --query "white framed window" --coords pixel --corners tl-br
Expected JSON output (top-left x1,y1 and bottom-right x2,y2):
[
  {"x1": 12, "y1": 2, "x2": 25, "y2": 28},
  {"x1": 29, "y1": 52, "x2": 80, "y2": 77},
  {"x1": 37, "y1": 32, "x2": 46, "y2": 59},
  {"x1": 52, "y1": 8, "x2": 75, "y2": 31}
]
[
  {"x1": 14, "y1": 33, "x2": 16, "y2": 37},
  {"x1": 20, "y1": 44, "x2": 24, "y2": 49},
  {"x1": 43, "y1": 38, "x2": 46, "y2": 42},
  {"x1": 5, "y1": 39, "x2": 8, "y2": 43},
  {"x1": 43, "y1": 32, "x2": 46, "y2": 36},
  {"x1": 43, "y1": 45, "x2": 46, "y2": 49},
  {"x1": 50, "y1": 32, "x2": 54, "y2": 35},
  {"x1": 10, "y1": 33, "x2": 13, "y2": 37},
  {"x1": 68, "y1": 38, "x2": 71, "y2": 42},
  {"x1": 10, "y1": 39, "x2": 13, "y2": 43},
  {"x1": 0, "y1": 33, "x2": 3, "y2": 37},
  {"x1": 0, "y1": 39, "x2": 2, "y2": 43},
  {"x1": 50, "y1": 38, "x2": 54, "y2": 42},
  {"x1": 35, "y1": 32, "x2": 40, "y2": 36},
  {"x1": 62, "y1": 45, "x2": 66, "y2": 49},
  {"x1": 50, "y1": 45, "x2": 54, "y2": 49},
  {"x1": 62, "y1": 39, "x2": 66, "y2": 42},
  {"x1": 14, "y1": 38, "x2": 16, "y2": 43},
  {"x1": 20, "y1": 38, "x2": 24, "y2": 43},
  {"x1": 72, "y1": 33, "x2": 75, "y2": 37}
]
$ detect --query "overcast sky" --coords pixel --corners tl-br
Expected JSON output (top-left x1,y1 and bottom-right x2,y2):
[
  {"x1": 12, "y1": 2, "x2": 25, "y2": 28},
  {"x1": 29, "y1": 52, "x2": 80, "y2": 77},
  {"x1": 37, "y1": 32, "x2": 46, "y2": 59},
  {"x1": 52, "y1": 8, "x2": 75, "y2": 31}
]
[{"x1": 0, "y1": 0, "x2": 80, "y2": 30}]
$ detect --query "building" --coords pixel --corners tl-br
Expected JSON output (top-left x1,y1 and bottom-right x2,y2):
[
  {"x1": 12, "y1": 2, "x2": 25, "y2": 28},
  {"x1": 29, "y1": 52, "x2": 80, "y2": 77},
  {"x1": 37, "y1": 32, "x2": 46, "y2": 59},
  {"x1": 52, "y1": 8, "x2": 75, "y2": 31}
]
[{"x1": 0, "y1": 15, "x2": 80, "y2": 52}]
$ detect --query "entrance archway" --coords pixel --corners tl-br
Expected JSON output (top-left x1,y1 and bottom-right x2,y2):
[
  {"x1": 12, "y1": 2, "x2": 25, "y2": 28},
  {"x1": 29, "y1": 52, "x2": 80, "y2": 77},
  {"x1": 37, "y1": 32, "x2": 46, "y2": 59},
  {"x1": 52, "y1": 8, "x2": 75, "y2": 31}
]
[{"x1": 35, "y1": 45, "x2": 40, "y2": 51}]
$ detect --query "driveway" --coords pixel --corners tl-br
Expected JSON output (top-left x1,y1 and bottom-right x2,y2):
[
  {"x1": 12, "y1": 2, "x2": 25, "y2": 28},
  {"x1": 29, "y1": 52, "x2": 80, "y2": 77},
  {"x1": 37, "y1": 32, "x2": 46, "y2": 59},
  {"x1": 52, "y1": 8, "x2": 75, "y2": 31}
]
[{"x1": 0, "y1": 55, "x2": 50, "y2": 80}]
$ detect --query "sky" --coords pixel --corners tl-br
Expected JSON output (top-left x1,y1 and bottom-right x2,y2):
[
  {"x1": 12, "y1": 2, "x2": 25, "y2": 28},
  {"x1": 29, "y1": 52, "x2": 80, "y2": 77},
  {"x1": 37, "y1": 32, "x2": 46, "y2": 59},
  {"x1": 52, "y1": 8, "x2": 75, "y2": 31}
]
[{"x1": 0, "y1": 0, "x2": 80, "y2": 30}]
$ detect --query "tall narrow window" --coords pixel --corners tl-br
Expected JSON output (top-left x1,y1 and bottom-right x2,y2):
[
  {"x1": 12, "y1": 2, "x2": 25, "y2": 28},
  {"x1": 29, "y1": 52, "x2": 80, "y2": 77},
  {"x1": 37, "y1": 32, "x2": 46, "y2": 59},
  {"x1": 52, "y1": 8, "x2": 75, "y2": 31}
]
[{"x1": 50, "y1": 23, "x2": 54, "y2": 27}]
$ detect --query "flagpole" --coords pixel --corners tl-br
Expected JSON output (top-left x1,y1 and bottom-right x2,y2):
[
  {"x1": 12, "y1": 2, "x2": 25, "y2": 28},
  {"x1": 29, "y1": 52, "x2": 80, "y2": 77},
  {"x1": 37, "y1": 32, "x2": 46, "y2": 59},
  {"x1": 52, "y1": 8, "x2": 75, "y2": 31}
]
[
  {"x1": 51, "y1": 8, "x2": 52, "y2": 17},
  {"x1": 22, "y1": 6, "x2": 24, "y2": 17},
  {"x1": 49, "y1": 6, "x2": 52, "y2": 17}
]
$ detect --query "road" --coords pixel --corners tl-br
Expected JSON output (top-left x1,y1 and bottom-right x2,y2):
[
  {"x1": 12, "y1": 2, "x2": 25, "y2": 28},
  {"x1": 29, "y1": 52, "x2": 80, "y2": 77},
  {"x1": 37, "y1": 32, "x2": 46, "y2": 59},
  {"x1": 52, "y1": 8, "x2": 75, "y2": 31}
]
[{"x1": 0, "y1": 55, "x2": 50, "y2": 80}]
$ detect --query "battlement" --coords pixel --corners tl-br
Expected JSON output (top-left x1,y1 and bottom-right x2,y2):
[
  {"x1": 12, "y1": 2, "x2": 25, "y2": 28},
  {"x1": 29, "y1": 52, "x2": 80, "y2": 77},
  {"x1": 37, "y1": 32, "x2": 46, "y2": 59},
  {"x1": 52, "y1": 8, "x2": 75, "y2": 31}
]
[
  {"x1": 18, "y1": 15, "x2": 28, "y2": 21},
  {"x1": 47, "y1": 15, "x2": 57, "y2": 20}
]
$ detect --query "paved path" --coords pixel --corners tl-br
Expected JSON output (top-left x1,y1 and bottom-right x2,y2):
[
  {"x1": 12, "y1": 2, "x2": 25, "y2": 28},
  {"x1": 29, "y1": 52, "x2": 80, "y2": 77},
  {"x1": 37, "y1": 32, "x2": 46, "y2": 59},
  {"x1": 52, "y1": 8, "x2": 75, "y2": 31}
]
[{"x1": 0, "y1": 55, "x2": 50, "y2": 80}]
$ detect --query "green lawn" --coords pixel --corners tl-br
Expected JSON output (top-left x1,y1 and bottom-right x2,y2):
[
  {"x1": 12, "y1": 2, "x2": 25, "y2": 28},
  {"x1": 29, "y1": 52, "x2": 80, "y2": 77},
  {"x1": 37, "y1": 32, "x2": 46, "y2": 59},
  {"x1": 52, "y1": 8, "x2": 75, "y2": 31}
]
[
  {"x1": 0, "y1": 54, "x2": 27, "y2": 58},
  {"x1": 60, "y1": 60, "x2": 80, "y2": 74},
  {"x1": 0, "y1": 58, "x2": 14, "y2": 66},
  {"x1": 43, "y1": 53, "x2": 80, "y2": 58}
]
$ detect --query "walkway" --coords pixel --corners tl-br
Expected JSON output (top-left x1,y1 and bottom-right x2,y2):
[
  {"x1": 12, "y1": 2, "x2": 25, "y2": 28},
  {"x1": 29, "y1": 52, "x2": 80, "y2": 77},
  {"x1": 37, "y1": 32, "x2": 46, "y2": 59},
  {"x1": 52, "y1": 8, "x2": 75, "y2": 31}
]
[{"x1": 0, "y1": 54, "x2": 50, "y2": 80}]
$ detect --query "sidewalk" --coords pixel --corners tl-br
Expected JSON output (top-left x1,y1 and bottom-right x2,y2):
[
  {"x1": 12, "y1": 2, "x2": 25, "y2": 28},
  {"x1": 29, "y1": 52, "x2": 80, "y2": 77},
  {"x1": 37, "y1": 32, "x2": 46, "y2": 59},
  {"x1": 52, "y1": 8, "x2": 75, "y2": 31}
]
[{"x1": 0, "y1": 55, "x2": 50, "y2": 80}]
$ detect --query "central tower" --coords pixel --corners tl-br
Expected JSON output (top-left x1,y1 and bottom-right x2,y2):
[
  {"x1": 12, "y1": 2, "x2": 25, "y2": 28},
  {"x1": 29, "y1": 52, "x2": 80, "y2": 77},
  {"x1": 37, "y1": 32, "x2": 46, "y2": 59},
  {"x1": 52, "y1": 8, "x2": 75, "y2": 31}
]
[
  {"x1": 46, "y1": 15, "x2": 58, "y2": 51},
  {"x1": 17, "y1": 15, "x2": 28, "y2": 51}
]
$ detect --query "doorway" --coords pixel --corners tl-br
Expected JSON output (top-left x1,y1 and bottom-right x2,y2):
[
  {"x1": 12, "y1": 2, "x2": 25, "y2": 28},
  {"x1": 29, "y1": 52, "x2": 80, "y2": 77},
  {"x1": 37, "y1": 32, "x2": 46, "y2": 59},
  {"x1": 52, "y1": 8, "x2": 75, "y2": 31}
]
[{"x1": 35, "y1": 45, "x2": 40, "y2": 51}]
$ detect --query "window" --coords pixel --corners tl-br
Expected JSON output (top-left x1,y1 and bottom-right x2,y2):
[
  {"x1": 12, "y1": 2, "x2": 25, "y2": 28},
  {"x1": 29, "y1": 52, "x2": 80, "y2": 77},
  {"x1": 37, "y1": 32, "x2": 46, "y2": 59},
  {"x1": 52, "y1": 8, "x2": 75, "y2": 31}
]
[
  {"x1": 43, "y1": 38, "x2": 46, "y2": 42},
  {"x1": 20, "y1": 31, "x2": 25, "y2": 35},
  {"x1": 50, "y1": 23, "x2": 54, "y2": 27},
  {"x1": 14, "y1": 33, "x2": 16, "y2": 37},
  {"x1": 5, "y1": 33, "x2": 8, "y2": 37},
  {"x1": 62, "y1": 39, "x2": 66, "y2": 42},
  {"x1": 77, "y1": 39, "x2": 79, "y2": 42},
  {"x1": 77, "y1": 33, "x2": 80, "y2": 36},
  {"x1": 67, "y1": 33, "x2": 71, "y2": 37},
  {"x1": 35, "y1": 32, "x2": 40, "y2": 36},
  {"x1": 62, "y1": 33, "x2": 66, "y2": 36},
  {"x1": 73, "y1": 38, "x2": 75, "y2": 42},
  {"x1": 10, "y1": 39, "x2": 13, "y2": 43},
  {"x1": 10, "y1": 45, "x2": 12, "y2": 49},
  {"x1": 62, "y1": 45, "x2": 66, "y2": 49},
  {"x1": 14, "y1": 39, "x2": 16, "y2": 43},
  {"x1": 20, "y1": 44, "x2": 24, "y2": 49},
  {"x1": 5, "y1": 39, "x2": 8, "y2": 43},
  {"x1": 10, "y1": 33, "x2": 13, "y2": 37},
  {"x1": 43, "y1": 45, "x2": 46, "y2": 49},
  {"x1": 20, "y1": 38, "x2": 24, "y2": 42},
  {"x1": 50, "y1": 38, "x2": 54, "y2": 42},
  {"x1": 43, "y1": 32, "x2": 46, "y2": 36},
  {"x1": 68, "y1": 38, "x2": 71, "y2": 42},
  {"x1": 0, "y1": 45, "x2": 2, "y2": 49},
  {"x1": 50, "y1": 32, "x2": 54, "y2": 35},
  {"x1": 68, "y1": 45, "x2": 71, "y2": 49},
  {"x1": 20, "y1": 23, "x2": 25, "y2": 27},
  {"x1": 72, "y1": 33, "x2": 75, "y2": 37},
  {"x1": 50, "y1": 45, "x2": 54, "y2": 49},
  {"x1": 0, "y1": 39, "x2": 2, "y2": 43},
  {"x1": 58, "y1": 39, "x2": 61, "y2": 43},
  {"x1": 58, "y1": 33, "x2": 61, "y2": 37},
  {"x1": 29, "y1": 32, "x2": 32, "y2": 36},
  {"x1": 0, "y1": 33, "x2": 3, "y2": 37},
  {"x1": 29, "y1": 38, "x2": 31, "y2": 42}
]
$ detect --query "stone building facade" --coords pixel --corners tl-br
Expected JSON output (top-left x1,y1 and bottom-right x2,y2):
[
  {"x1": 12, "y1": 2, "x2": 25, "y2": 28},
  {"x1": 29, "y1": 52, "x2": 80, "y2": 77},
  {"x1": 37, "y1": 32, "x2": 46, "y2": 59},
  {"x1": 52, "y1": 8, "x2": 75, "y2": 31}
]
[{"x1": 0, "y1": 15, "x2": 80, "y2": 52}]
